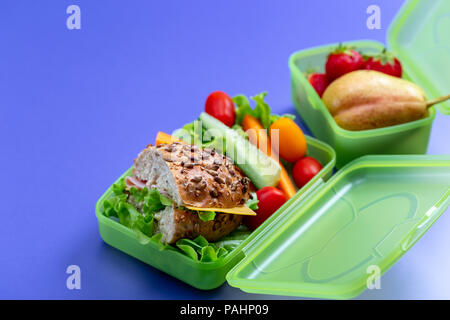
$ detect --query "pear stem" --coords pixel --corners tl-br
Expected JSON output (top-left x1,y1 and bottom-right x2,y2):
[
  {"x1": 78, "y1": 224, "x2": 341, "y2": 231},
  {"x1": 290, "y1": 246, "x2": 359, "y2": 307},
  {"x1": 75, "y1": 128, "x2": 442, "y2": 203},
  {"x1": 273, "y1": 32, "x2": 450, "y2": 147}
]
[{"x1": 427, "y1": 94, "x2": 450, "y2": 108}]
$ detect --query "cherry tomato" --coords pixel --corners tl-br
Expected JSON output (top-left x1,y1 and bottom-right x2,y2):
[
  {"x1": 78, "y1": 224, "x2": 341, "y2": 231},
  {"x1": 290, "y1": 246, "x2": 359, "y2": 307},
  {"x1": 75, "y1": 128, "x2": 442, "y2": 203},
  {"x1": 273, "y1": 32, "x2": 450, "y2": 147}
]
[
  {"x1": 269, "y1": 117, "x2": 307, "y2": 162},
  {"x1": 245, "y1": 187, "x2": 287, "y2": 231},
  {"x1": 204, "y1": 91, "x2": 236, "y2": 127},
  {"x1": 292, "y1": 157, "x2": 322, "y2": 188}
]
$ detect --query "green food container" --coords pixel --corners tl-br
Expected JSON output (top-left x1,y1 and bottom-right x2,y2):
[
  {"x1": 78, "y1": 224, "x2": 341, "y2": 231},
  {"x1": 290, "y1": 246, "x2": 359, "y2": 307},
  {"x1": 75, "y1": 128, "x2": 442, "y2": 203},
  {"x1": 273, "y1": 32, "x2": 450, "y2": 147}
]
[
  {"x1": 96, "y1": 135, "x2": 336, "y2": 290},
  {"x1": 96, "y1": 151, "x2": 450, "y2": 298},
  {"x1": 226, "y1": 155, "x2": 450, "y2": 299},
  {"x1": 95, "y1": 0, "x2": 450, "y2": 299},
  {"x1": 289, "y1": 0, "x2": 450, "y2": 168}
]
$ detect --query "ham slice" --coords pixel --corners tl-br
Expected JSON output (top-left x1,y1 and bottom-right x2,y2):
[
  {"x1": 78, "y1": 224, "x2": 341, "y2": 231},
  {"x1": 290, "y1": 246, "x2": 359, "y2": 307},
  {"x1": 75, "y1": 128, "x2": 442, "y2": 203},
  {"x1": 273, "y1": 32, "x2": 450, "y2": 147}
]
[{"x1": 125, "y1": 176, "x2": 147, "y2": 190}]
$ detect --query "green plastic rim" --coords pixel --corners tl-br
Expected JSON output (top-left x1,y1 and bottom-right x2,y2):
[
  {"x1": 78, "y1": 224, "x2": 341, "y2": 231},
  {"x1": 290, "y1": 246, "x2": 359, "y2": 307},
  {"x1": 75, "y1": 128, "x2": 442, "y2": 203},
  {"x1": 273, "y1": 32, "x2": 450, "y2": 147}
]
[
  {"x1": 227, "y1": 155, "x2": 450, "y2": 299},
  {"x1": 387, "y1": 0, "x2": 450, "y2": 115}
]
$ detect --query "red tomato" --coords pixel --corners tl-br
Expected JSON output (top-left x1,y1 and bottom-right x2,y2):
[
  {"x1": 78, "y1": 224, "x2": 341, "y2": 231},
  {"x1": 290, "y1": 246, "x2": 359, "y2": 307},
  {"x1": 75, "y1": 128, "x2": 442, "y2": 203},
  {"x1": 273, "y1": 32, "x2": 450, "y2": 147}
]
[
  {"x1": 245, "y1": 187, "x2": 287, "y2": 231},
  {"x1": 292, "y1": 157, "x2": 322, "y2": 188},
  {"x1": 204, "y1": 91, "x2": 236, "y2": 127}
]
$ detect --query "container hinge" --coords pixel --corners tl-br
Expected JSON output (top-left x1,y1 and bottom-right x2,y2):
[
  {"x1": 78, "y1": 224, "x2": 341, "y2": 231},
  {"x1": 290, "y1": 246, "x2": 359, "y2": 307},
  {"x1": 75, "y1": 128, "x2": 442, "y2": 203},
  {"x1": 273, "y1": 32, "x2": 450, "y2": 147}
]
[{"x1": 401, "y1": 189, "x2": 450, "y2": 251}]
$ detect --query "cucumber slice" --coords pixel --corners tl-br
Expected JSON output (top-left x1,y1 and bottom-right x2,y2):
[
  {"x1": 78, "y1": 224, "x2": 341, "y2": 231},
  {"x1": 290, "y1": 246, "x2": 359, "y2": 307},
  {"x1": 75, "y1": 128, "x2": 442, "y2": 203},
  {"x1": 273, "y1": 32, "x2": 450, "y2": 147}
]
[{"x1": 199, "y1": 112, "x2": 281, "y2": 189}]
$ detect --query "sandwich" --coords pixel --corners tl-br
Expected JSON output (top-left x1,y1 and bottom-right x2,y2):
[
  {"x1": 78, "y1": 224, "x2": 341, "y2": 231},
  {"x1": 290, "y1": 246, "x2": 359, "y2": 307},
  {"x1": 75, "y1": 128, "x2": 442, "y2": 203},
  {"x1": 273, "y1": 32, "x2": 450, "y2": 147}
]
[{"x1": 124, "y1": 142, "x2": 254, "y2": 244}]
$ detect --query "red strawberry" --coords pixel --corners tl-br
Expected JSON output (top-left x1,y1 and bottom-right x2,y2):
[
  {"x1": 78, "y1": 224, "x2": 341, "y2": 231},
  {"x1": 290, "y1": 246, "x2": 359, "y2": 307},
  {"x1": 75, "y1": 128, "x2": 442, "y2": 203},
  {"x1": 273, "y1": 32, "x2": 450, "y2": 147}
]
[
  {"x1": 325, "y1": 44, "x2": 364, "y2": 81},
  {"x1": 308, "y1": 73, "x2": 329, "y2": 97},
  {"x1": 364, "y1": 49, "x2": 402, "y2": 78}
]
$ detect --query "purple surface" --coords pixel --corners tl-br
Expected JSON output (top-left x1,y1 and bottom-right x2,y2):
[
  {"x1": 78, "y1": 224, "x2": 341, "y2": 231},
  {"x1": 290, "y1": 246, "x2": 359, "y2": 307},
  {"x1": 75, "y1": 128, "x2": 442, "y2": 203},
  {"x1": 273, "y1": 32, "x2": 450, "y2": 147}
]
[{"x1": 0, "y1": 0, "x2": 449, "y2": 299}]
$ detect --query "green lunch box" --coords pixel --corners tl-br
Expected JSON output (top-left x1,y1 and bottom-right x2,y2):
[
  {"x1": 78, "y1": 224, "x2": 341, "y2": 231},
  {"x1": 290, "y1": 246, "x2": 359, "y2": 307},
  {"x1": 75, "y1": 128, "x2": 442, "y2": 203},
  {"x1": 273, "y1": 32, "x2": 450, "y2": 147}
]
[
  {"x1": 95, "y1": 0, "x2": 450, "y2": 299},
  {"x1": 289, "y1": 0, "x2": 450, "y2": 169},
  {"x1": 96, "y1": 136, "x2": 336, "y2": 291},
  {"x1": 96, "y1": 149, "x2": 450, "y2": 299}
]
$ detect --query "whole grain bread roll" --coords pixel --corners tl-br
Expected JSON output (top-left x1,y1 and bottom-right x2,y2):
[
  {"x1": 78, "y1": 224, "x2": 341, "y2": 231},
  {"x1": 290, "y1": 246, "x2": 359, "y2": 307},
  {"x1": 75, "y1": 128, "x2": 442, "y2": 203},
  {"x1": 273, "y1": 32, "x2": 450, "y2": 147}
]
[
  {"x1": 128, "y1": 142, "x2": 253, "y2": 244},
  {"x1": 133, "y1": 142, "x2": 251, "y2": 208}
]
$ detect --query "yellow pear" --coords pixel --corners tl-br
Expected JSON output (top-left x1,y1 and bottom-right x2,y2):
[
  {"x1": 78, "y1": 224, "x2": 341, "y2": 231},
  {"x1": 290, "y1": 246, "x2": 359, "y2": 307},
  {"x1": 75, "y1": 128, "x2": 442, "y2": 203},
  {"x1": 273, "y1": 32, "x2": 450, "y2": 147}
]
[{"x1": 322, "y1": 70, "x2": 449, "y2": 131}]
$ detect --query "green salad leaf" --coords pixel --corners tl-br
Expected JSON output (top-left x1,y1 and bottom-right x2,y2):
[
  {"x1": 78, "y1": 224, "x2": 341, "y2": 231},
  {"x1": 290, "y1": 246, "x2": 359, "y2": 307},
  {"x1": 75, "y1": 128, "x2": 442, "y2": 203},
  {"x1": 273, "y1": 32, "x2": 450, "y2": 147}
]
[
  {"x1": 233, "y1": 92, "x2": 295, "y2": 129},
  {"x1": 193, "y1": 235, "x2": 209, "y2": 247},
  {"x1": 234, "y1": 95, "x2": 254, "y2": 126},
  {"x1": 101, "y1": 179, "x2": 252, "y2": 262},
  {"x1": 145, "y1": 188, "x2": 173, "y2": 214},
  {"x1": 128, "y1": 186, "x2": 173, "y2": 216},
  {"x1": 176, "y1": 244, "x2": 199, "y2": 261},
  {"x1": 175, "y1": 235, "x2": 230, "y2": 262},
  {"x1": 103, "y1": 190, "x2": 154, "y2": 239},
  {"x1": 103, "y1": 180, "x2": 174, "y2": 243},
  {"x1": 111, "y1": 178, "x2": 126, "y2": 195},
  {"x1": 197, "y1": 211, "x2": 216, "y2": 222},
  {"x1": 250, "y1": 92, "x2": 271, "y2": 128},
  {"x1": 245, "y1": 192, "x2": 259, "y2": 211},
  {"x1": 200, "y1": 246, "x2": 217, "y2": 262},
  {"x1": 177, "y1": 238, "x2": 203, "y2": 252},
  {"x1": 178, "y1": 206, "x2": 217, "y2": 223},
  {"x1": 216, "y1": 247, "x2": 228, "y2": 258}
]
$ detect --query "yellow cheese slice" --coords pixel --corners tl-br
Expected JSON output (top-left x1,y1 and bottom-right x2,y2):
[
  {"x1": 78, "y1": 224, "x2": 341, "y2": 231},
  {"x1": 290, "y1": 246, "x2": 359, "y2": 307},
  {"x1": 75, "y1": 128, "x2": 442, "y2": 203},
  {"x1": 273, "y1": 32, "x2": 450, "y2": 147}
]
[{"x1": 183, "y1": 205, "x2": 257, "y2": 216}]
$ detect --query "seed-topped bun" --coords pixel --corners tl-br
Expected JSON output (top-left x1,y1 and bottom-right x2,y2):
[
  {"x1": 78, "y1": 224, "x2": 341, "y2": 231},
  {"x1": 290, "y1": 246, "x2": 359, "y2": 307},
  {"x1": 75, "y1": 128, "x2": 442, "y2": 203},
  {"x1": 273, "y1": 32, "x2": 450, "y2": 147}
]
[{"x1": 133, "y1": 142, "x2": 251, "y2": 208}]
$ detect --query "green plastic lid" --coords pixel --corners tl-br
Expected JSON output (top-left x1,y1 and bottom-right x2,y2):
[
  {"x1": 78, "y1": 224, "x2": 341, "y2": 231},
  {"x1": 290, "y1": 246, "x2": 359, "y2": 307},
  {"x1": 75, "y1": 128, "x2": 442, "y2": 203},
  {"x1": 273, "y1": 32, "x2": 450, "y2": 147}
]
[
  {"x1": 388, "y1": 0, "x2": 450, "y2": 115},
  {"x1": 226, "y1": 155, "x2": 450, "y2": 299}
]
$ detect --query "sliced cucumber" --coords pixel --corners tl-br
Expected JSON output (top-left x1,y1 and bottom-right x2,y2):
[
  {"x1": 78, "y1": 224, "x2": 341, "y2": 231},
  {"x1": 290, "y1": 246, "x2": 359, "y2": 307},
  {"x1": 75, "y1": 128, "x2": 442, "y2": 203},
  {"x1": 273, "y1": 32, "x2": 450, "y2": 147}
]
[{"x1": 199, "y1": 112, "x2": 281, "y2": 189}]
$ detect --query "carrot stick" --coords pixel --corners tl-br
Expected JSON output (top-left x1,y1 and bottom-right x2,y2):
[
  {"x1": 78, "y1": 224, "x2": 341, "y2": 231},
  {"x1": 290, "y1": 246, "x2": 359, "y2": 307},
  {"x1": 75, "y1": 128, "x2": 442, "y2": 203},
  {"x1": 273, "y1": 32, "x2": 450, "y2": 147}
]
[
  {"x1": 242, "y1": 115, "x2": 272, "y2": 156},
  {"x1": 155, "y1": 131, "x2": 184, "y2": 146},
  {"x1": 242, "y1": 115, "x2": 297, "y2": 199}
]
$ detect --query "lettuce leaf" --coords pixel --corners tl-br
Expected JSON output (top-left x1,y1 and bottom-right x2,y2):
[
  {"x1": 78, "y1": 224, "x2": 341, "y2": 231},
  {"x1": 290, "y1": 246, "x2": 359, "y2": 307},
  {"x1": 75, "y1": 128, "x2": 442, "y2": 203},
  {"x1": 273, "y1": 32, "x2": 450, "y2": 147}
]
[
  {"x1": 111, "y1": 178, "x2": 126, "y2": 195},
  {"x1": 178, "y1": 206, "x2": 217, "y2": 223},
  {"x1": 216, "y1": 247, "x2": 228, "y2": 258},
  {"x1": 103, "y1": 180, "x2": 174, "y2": 243},
  {"x1": 176, "y1": 244, "x2": 199, "y2": 261},
  {"x1": 175, "y1": 235, "x2": 229, "y2": 262},
  {"x1": 128, "y1": 186, "x2": 173, "y2": 215},
  {"x1": 250, "y1": 92, "x2": 271, "y2": 129},
  {"x1": 103, "y1": 193, "x2": 154, "y2": 239},
  {"x1": 193, "y1": 235, "x2": 209, "y2": 247},
  {"x1": 144, "y1": 188, "x2": 172, "y2": 215},
  {"x1": 245, "y1": 192, "x2": 259, "y2": 211},
  {"x1": 234, "y1": 95, "x2": 254, "y2": 125},
  {"x1": 200, "y1": 246, "x2": 218, "y2": 262},
  {"x1": 198, "y1": 211, "x2": 216, "y2": 222},
  {"x1": 102, "y1": 180, "x2": 250, "y2": 262},
  {"x1": 177, "y1": 238, "x2": 203, "y2": 252},
  {"x1": 233, "y1": 92, "x2": 295, "y2": 129}
]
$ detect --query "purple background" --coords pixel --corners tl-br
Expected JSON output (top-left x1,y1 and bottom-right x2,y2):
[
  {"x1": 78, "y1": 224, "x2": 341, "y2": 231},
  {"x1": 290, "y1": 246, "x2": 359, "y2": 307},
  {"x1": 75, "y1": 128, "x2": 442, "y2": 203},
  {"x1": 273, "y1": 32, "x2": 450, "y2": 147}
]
[{"x1": 1, "y1": 0, "x2": 449, "y2": 299}]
